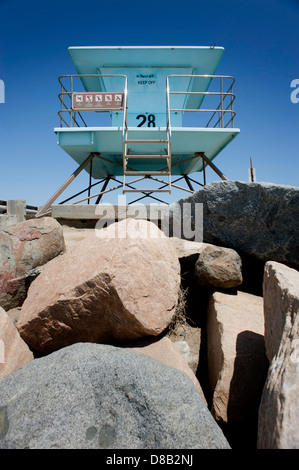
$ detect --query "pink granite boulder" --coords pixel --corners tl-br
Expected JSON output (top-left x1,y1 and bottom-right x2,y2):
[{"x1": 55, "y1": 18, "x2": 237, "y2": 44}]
[{"x1": 17, "y1": 219, "x2": 181, "y2": 354}]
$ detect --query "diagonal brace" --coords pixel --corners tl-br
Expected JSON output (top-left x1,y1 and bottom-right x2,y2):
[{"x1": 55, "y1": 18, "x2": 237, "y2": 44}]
[
  {"x1": 35, "y1": 152, "x2": 99, "y2": 218},
  {"x1": 195, "y1": 152, "x2": 229, "y2": 182}
]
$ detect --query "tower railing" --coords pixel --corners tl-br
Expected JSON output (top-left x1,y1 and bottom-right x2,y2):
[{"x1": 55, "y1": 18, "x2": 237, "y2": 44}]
[
  {"x1": 57, "y1": 73, "x2": 128, "y2": 153},
  {"x1": 166, "y1": 74, "x2": 236, "y2": 154}
]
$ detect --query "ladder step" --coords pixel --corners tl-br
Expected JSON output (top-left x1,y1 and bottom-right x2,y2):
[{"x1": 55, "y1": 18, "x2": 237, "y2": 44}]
[
  {"x1": 124, "y1": 171, "x2": 170, "y2": 176},
  {"x1": 125, "y1": 139, "x2": 168, "y2": 144},
  {"x1": 123, "y1": 189, "x2": 171, "y2": 193},
  {"x1": 124, "y1": 154, "x2": 170, "y2": 159},
  {"x1": 124, "y1": 155, "x2": 170, "y2": 159}
]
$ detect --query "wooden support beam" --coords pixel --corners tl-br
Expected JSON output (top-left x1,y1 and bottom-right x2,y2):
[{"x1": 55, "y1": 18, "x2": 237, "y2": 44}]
[
  {"x1": 58, "y1": 178, "x2": 106, "y2": 205},
  {"x1": 35, "y1": 153, "x2": 98, "y2": 218},
  {"x1": 195, "y1": 152, "x2": 228, "y2": 182}
]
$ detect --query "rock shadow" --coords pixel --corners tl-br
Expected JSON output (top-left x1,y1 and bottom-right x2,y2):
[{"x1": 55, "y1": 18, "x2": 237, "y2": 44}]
[{"x1": 223, "y1": 330, "x2": 269, "y2": 448}]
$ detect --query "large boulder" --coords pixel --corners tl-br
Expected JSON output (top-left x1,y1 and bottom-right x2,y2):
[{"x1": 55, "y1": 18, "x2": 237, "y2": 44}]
[
  {"x1": 163, "y1": 181, "x2": 299, "y2": 267},
  {"x1": 257, "y1": 261, "x2": 299, "y2": 449},
  {"x1": 0, "y1": 216, "x2": 65, "y2": 310},
  {"x1": 0, "y1": 306, "x2": 33, "y2": 379},
  {"x1": 207, "y1": 291, "x2": 268, "y2": 424},
  {"x1": 0, "y1": 342, "x2": 230, "y2": 449},
  {"x1": 17, "y1": 219, "x2": 181, "y2": 354}
]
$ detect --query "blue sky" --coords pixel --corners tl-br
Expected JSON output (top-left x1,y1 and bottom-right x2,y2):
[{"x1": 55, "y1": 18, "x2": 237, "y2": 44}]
[{"x1": 0, "y1": 0, "x2": 298, "y2": 206}]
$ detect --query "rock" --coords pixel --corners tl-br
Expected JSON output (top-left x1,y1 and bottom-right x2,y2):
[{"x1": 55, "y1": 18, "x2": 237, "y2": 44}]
[
  {"x1": 194, "y1": 244, "x2": 242, "y2": 289},
  {"x1": 262, "y1": 261, "x2": 299, "y2": 362},
  {"x1": 17, "y1": 219, "x2": 181, "y2": 354},
  {"x1": 0, "y1": 216, "x2": 65, "y2": 310},
  {"x1": 0, "y1": 306, "x2": 33, "y2": 379},
  {"x1": 0, "y1": 276, "x2": 28, "y2": 312},
  {"x1": 6, "y1": 307, "x2": 21, "y2": 326},
  {"x1": 0, "y1": 342, "x2": 230, "y2": 449},
  {"x1": 0, "y1": 215, "x2": 20, "y2": 231},
  {"x1": 167, "y1": 236, "x2": 212, "y2": 329},
  {"x1": 129, "y1": 336, "x2": 206, "y2": 403},
  {"x1": 207, "y1": 291, "x2": 268, "y2": 424},
  {"x1": 62, "y1": 225, "x2": 94, "y2": 252},
  {"x1": 168, "y1": 237, "x2": 204, "y2": 260},
  {"x1": 167, "y1": 323, "x2": 201, "y2": 374},
  {"x1": 257, "y1": 261, "x2": 299, "y2": 449},
  {"x1": 168, "y1": 237, "x2": 203, "y2": 274},
  {"x1": 163, "y1": 181, "x2": 299, "y2": 267}
]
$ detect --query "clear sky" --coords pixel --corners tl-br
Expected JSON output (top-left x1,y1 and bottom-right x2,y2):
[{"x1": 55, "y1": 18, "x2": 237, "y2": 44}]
[{"x1": 0, "y1": 0, "x2": 298, "y2": 206}]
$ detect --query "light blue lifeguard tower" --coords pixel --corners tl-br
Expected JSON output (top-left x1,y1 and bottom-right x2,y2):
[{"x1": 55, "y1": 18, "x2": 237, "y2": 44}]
[{"x1": 36, "y1": 46, "x2": 239, "y2": 217}]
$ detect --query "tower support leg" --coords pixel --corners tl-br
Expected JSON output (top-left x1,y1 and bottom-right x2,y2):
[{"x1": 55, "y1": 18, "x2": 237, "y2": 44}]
[
  {"x1": 195, "y1": 152, "x2": 229, "y2": 182},
  {"x1": 35, "y1": 153, "x2": 98, "y2": 218}
]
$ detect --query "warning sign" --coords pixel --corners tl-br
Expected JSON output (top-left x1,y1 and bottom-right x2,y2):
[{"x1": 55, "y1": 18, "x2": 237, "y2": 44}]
[{"x1": 72, "y1": 92, "x2": 124, "y2": 110}]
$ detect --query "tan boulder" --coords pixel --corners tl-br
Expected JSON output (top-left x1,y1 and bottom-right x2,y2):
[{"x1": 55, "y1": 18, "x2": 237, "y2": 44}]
[
  {"x1": 257, "y1": 261, "x2": 299, "y2": 449},
  {"x1": 0, "y1": 306, "x2": 34, "y2": 379},
  {"x1": 262, "y1": 261, "x2": 299, "y2": 363},
  {"x1": 130, "y1": 336, "x2": 206, "y2": 404},
  {"x1": 62, "y1": 225, "x2": 94, "y2": 252},
  {"x1": 194, "y1": 244, "x2": 242, "y2": 289},
  {"x1": 168, "y1": 237, "x2": 204, "y2": 260},
  {"x1": 207, "y1": 291, "x2": 268, "y2": 424},
  {"x1": 17, "y1": 219, "x2": 181, "y2": 354}
]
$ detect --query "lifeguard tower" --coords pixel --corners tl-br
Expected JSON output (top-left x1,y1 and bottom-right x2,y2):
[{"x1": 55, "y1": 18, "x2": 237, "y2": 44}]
[{"x1": 36, "y1": 46, "x2": 239, "y2": 217}]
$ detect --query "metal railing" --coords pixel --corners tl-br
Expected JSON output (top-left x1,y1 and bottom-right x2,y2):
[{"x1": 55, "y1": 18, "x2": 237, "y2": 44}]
[
  {"x1": 58, "y1": 73, "x2": 128, "y2": 159},
  {"x1": 166, "y1": 74, "x2": 236, "y2": 139},
  {"x1": 0, "y1": 200, "x2": 38, "y2": 215},
  {"x1": 58, "y1": 74, "x2": 127, "y2": 130},
  {"x1": 58, "y1": 73, "x2": 235, "y2": 159}
]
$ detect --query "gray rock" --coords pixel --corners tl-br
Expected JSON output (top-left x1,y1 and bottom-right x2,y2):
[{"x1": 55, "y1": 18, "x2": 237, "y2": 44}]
[
  {"x1": 163, "y1": 181, "x2": 299, "y2": 267},
  {"x1": 0, "y1": 342, "x2": 230, "y2": 449}
]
